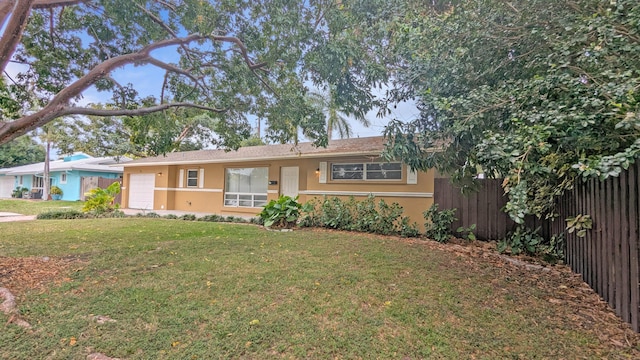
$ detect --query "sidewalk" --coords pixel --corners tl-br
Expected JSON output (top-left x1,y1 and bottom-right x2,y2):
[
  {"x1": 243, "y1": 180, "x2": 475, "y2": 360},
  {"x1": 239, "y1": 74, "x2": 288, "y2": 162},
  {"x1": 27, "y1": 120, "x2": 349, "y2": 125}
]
[{"x1": 0, "y1": 212, "x2": 37, "y2": 222}]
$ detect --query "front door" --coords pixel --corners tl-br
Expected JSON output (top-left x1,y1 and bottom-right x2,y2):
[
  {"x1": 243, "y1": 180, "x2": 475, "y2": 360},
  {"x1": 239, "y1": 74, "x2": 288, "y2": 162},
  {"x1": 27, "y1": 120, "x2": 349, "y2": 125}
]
[{"x1": 280, "y1": 166, "x2": 299, "y2": 198}]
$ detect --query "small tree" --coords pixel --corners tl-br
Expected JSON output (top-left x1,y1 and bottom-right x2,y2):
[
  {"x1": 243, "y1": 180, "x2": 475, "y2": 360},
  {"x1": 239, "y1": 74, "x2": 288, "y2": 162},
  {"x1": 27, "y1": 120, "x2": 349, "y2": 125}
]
[{"x1": 82, "y1": 182, "x2": 120, "y2": 214}]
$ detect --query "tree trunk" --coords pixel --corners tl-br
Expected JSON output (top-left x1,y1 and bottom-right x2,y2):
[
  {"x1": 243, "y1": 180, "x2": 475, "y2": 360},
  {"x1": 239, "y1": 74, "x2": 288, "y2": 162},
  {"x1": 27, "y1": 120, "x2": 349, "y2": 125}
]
[{"x1": 43, "y1": 139, "x2": 50, "y2": 201}]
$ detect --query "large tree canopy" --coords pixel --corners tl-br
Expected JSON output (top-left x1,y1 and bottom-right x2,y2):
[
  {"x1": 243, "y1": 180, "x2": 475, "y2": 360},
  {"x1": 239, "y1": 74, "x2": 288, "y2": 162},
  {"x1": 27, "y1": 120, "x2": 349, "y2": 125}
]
[
  {"x1": 0, "y1": 134, "x2": 45, "y2": 168},
  {"x1": 383, "y1": 0, "x2": 640, "y2": 224},
  {"x1": 0, "y1": 0, "x2": 391, "y2": 148}
]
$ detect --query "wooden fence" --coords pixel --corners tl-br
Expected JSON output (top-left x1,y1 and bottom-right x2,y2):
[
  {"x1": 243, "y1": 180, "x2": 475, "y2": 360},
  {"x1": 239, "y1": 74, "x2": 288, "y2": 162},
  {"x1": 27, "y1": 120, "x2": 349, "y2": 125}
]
[
  {"x1": 560, "y1": 165, "x2": 640, "y2": 332},
  {"x1": 434, "y1": 168, "x2": 640, "y2": 332},
  {"x1": 80, "y1": 177, "x2": 122, "y2": 204},
  {"x1": 434, "y1": 178, "x2": 516, "y2": 240}
]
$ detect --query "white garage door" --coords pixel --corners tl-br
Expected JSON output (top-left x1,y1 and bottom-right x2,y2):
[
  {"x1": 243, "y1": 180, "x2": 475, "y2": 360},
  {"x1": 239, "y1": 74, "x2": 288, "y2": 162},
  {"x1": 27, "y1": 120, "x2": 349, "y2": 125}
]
[
  {"x1": 0, "y1": 176, "x2": 15, "y2": 198},
  {"x1": 128, "y1": 174, "x2": 155, "y2": 209}
]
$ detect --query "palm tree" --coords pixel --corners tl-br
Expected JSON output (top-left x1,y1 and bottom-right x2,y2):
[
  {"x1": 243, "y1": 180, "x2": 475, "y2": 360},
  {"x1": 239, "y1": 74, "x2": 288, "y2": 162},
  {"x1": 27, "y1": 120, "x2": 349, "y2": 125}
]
[{"x1": 308, "y1": 90, "x2": 371, "y2": 141}]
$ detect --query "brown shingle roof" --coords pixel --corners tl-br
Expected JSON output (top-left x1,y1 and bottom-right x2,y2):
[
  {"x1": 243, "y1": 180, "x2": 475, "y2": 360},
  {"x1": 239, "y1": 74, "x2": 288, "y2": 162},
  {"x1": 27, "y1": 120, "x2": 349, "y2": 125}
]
[{"x1": 121, "y1": 136, "x2": 387, "y2": 167}]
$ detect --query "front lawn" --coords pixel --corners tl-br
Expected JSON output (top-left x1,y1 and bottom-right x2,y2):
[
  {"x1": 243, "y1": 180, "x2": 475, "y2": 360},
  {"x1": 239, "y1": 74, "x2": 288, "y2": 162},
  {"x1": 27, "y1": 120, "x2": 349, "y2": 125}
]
[
  {"x1": 1, "y1": 218, "x2": 638, "y2": 359},
  {"x1": 0, "y1": 198, "x2": 84, "y2": 215}
]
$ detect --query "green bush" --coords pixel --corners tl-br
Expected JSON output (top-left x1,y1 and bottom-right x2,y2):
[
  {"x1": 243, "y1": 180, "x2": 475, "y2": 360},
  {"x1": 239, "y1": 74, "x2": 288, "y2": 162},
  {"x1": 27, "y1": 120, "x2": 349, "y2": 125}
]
[
  {"x1": 198, "y1": 214, "x2": 226, "y2": 222},
  {"x1": 423, "y1": 204, "x2": 457, "y2": 243},
  {"x1": 353, "y1": 195, "x2": 377, "y2": 232},
  {"x1": 11, "y1": 187, "x2": 28, "y2": 198},
  {"x1": 320, "y1": 196, "x2": 353, "y2": 229},
  {"x1": 399, "y1": 216, "x2": 421, "y2": 238},
  {"x1": 82, "y1": 182, "x2": 121, "y2": 214},
  {"x1": 498, "y1": 225, "x2": 544, "y2": 255},
  {"x1": 259, "y1": 195, "x2": 302, "y2": 228},
  {"x1": 300, "y1": 195, "x2": 420, "y2": 237},
  {"x1": 94, "y1": 210, "x2": 126, "y2": 218},
  {"x1": 180, "y1": 214, "x2": 197, "y2": 221},
  {"x1": 37, "y1": 210, "x2": 86, "y2": 220},
  {"x1": 49, "y1": 185, "x2": 63, "y2": 195}
]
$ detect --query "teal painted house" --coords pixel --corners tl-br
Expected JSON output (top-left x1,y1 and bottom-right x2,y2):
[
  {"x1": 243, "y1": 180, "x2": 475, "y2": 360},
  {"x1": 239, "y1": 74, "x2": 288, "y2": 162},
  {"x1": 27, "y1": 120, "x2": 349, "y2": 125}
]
[{"x1": 0, "y1": 153, "x2": 125, "y2": 200}]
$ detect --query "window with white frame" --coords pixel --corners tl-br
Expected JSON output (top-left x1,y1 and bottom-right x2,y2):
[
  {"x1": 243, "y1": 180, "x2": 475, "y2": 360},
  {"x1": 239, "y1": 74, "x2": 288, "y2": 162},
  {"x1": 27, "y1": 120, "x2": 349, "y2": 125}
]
[
  {"x1": 224, "y1": 167, "x2": 268, "y2": 207},
  {"x1": 32, "y1": 175, "x2": 44, "y2": 190},
  {"x1": 186, "y1": 169, "x2": 199, "y2": 187},
  {"x1": 60, "y1": 173, "x2": 67, "y2": 184},
  {"x1": 331, "y1": 162, "x2": 402, "y2": 181}
]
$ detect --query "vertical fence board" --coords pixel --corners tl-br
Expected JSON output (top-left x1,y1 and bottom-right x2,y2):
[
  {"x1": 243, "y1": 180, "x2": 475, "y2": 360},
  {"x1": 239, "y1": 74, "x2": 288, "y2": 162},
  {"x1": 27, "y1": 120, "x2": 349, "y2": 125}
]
[
  {"x1": 621, "y1": 172, "x2": 631, "y2": 323},
  {"x1": 597, "y1": 178, "x2": 605, "y2": 301},
  {"x1": 601, "y1": 177, "x2": 610, "y2": 304},
  {"x1": 632, "y1": 164, "x2": 640, "y2": 331},
  {"x1": 607, "y1": 178, "x2": 616, "y2": 307},
  {"x1": 589, "y1": 179, "x2": 597, "y2": 292},
  {"x1": 614, "y1": 177, "x2": 623, "y2": 315}
]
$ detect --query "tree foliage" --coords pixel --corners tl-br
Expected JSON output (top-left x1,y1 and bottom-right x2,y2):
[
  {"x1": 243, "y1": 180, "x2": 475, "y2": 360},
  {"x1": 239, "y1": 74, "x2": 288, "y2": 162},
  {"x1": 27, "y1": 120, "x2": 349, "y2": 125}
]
[
  {"x1": 0, "y1": 134, "x2": 44, "y2": 168},
  {"x1": 308, "y1": 90, "x2": 371, "y2": 141},
  {"x1": 383, "y1": 0, "x2": 640, "y2": 223},
  {"x1": 0, "y1": 0, "x2": 391, "y2": 148}
]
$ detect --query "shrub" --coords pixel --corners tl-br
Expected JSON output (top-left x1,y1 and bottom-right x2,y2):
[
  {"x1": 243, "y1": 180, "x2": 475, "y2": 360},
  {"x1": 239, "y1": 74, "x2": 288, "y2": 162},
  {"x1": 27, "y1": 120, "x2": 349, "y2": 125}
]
[
  {"x1": 50, "y1": 185, "x2": 63, "y2": 195},
  {"x1": 375, "y1": 199, "x2": 404, "y2": 235},
  {"x1": 83, "y1": 182, "x2": 121, "y2": 214},
  {"x1": 319, "y1": 196, "x2": 353, "y2": 229},
  {"x1": 353, "y1": 195, "x2": 377, "y2": 232},
  {"x1": 299, "y1": 199, "x2": 321, "y2": 227},
  {"x1": 198, "y1": 214, "x2": 226, "y2": 222},
  {"x1": 164, "y1": 214, "x2": 178, "y2": 219},
  {"x1": 94, "y1": 210, "x2": 126, "y2": 218},
  {"x1": 423, "y1": 204, "x2": 456, "y2": 243},
  {"x1": 456, "y1": 224, "x2": 477, "y2": 241},
  {"x1": 299, "y1": 195, "x2": 420, "y2": 237},
  {"x1": 259, "y1": 195, "x2": 302, "y2": 228},
  {"x1": 12, "y1": 187, "x2": 28, "y2": 198},
  {"x1": 37, "y1": 210, "x2": 86, "y2": 220},
  {"x1": 498, "y1": 225, "x2": 543, "y2": 255},
  {"x1": 180, "y1": 214, "x2": 197, "y2": 221},
  {"x1": 399, "y1": 216, "x2": 421, "y2": 238}
]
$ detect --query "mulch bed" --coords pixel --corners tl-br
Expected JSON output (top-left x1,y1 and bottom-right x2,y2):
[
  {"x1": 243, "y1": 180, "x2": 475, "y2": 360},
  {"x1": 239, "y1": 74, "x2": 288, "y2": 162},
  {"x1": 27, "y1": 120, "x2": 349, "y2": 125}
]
[{"x1": 0, "y1": 256, "x2": 79, "y2": 296}]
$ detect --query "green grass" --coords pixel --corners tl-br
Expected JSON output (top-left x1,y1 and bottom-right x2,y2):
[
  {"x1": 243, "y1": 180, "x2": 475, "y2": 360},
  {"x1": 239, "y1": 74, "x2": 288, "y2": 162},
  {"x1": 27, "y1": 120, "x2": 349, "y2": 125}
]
[
  {"x1": 0, "y1": 219, "x2": 636, "y2": 359},
  {"x1": 0, "y1": 199, "x2": 84, "y2": 215}
]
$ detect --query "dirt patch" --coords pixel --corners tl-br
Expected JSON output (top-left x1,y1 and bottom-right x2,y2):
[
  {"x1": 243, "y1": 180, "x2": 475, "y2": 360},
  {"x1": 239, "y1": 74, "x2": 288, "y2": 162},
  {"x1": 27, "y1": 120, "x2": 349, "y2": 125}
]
[{"x1": 0, "y1": 256, "x2": 81, "y2": 296}]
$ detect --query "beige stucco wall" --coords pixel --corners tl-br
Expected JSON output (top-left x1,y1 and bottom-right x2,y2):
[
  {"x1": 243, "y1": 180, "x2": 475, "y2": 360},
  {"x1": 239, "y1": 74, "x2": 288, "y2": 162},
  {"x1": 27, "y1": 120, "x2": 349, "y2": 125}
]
[{"x1": 122, "y1": 156, "x2": 434, "y2": 228}]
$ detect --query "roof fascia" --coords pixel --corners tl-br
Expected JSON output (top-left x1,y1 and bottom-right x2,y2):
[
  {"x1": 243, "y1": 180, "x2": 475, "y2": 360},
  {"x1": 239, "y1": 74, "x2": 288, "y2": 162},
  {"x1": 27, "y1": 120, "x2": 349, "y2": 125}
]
[{"x1": 119, "y1": 151, "x2": 387, "y2": 168}]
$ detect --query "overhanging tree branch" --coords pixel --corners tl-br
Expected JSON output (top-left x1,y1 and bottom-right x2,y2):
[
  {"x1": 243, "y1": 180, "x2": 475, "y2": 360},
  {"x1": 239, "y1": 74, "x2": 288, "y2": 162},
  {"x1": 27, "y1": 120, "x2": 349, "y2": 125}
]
[
  {"x1": 0, "y1": 33, "x2": 270, "y2": 144},
  {"x1": 0, "y1": 0, "x2": 84, "y2": 72},
  {"x1": 62, "y1": 102, "x2": 227, "y2": 117}
]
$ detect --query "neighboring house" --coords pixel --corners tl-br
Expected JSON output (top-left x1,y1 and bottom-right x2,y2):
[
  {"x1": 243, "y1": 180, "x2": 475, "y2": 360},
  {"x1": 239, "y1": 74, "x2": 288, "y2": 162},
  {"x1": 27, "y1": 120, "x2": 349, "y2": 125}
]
[
  {"x1": 0, "y1": 153, "x2": 125, "y2": 200},
  {"x1": 120, "y1": 137, "x2": 436, "y2": 227}
]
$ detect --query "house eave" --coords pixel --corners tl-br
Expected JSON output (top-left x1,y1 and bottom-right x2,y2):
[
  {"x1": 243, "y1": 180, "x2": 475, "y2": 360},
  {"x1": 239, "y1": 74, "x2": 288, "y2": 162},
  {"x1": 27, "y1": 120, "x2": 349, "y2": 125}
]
[{"x1": 119, "y1": 150, "x2": 387, "y2": 168}]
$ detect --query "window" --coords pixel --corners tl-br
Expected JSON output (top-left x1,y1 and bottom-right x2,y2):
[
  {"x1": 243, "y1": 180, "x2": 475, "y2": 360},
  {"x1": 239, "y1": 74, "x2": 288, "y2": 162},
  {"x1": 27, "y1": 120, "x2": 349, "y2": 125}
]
[
  {"x1": 331, "y1": 162, "x2": 402, "y2": 181},
  {"x1": 224, "y1": 167, "x2": 268, "y2": 207},
  {"x1": 32, "y1": 175, "x2": 44, "y2": 189},
  {"x1": 18, "y1": 176, "x2": 23, "y2": 185},
  {"x1": 186, "y1": 169, "x2": 198, "y2": 187},
  {"x1": 60, "y1": 173, "x2": 67, "y2": 184}
]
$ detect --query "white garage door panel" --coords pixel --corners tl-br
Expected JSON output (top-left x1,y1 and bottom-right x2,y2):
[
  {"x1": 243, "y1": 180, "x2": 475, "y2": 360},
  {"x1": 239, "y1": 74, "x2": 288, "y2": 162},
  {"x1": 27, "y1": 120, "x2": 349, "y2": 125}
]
[
  {"x1": 128, "y1": 174, "x2": 155, "y2": 209},
  {"x1": 0, "y1": 177, "x2": 14, "y2": 198}
]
